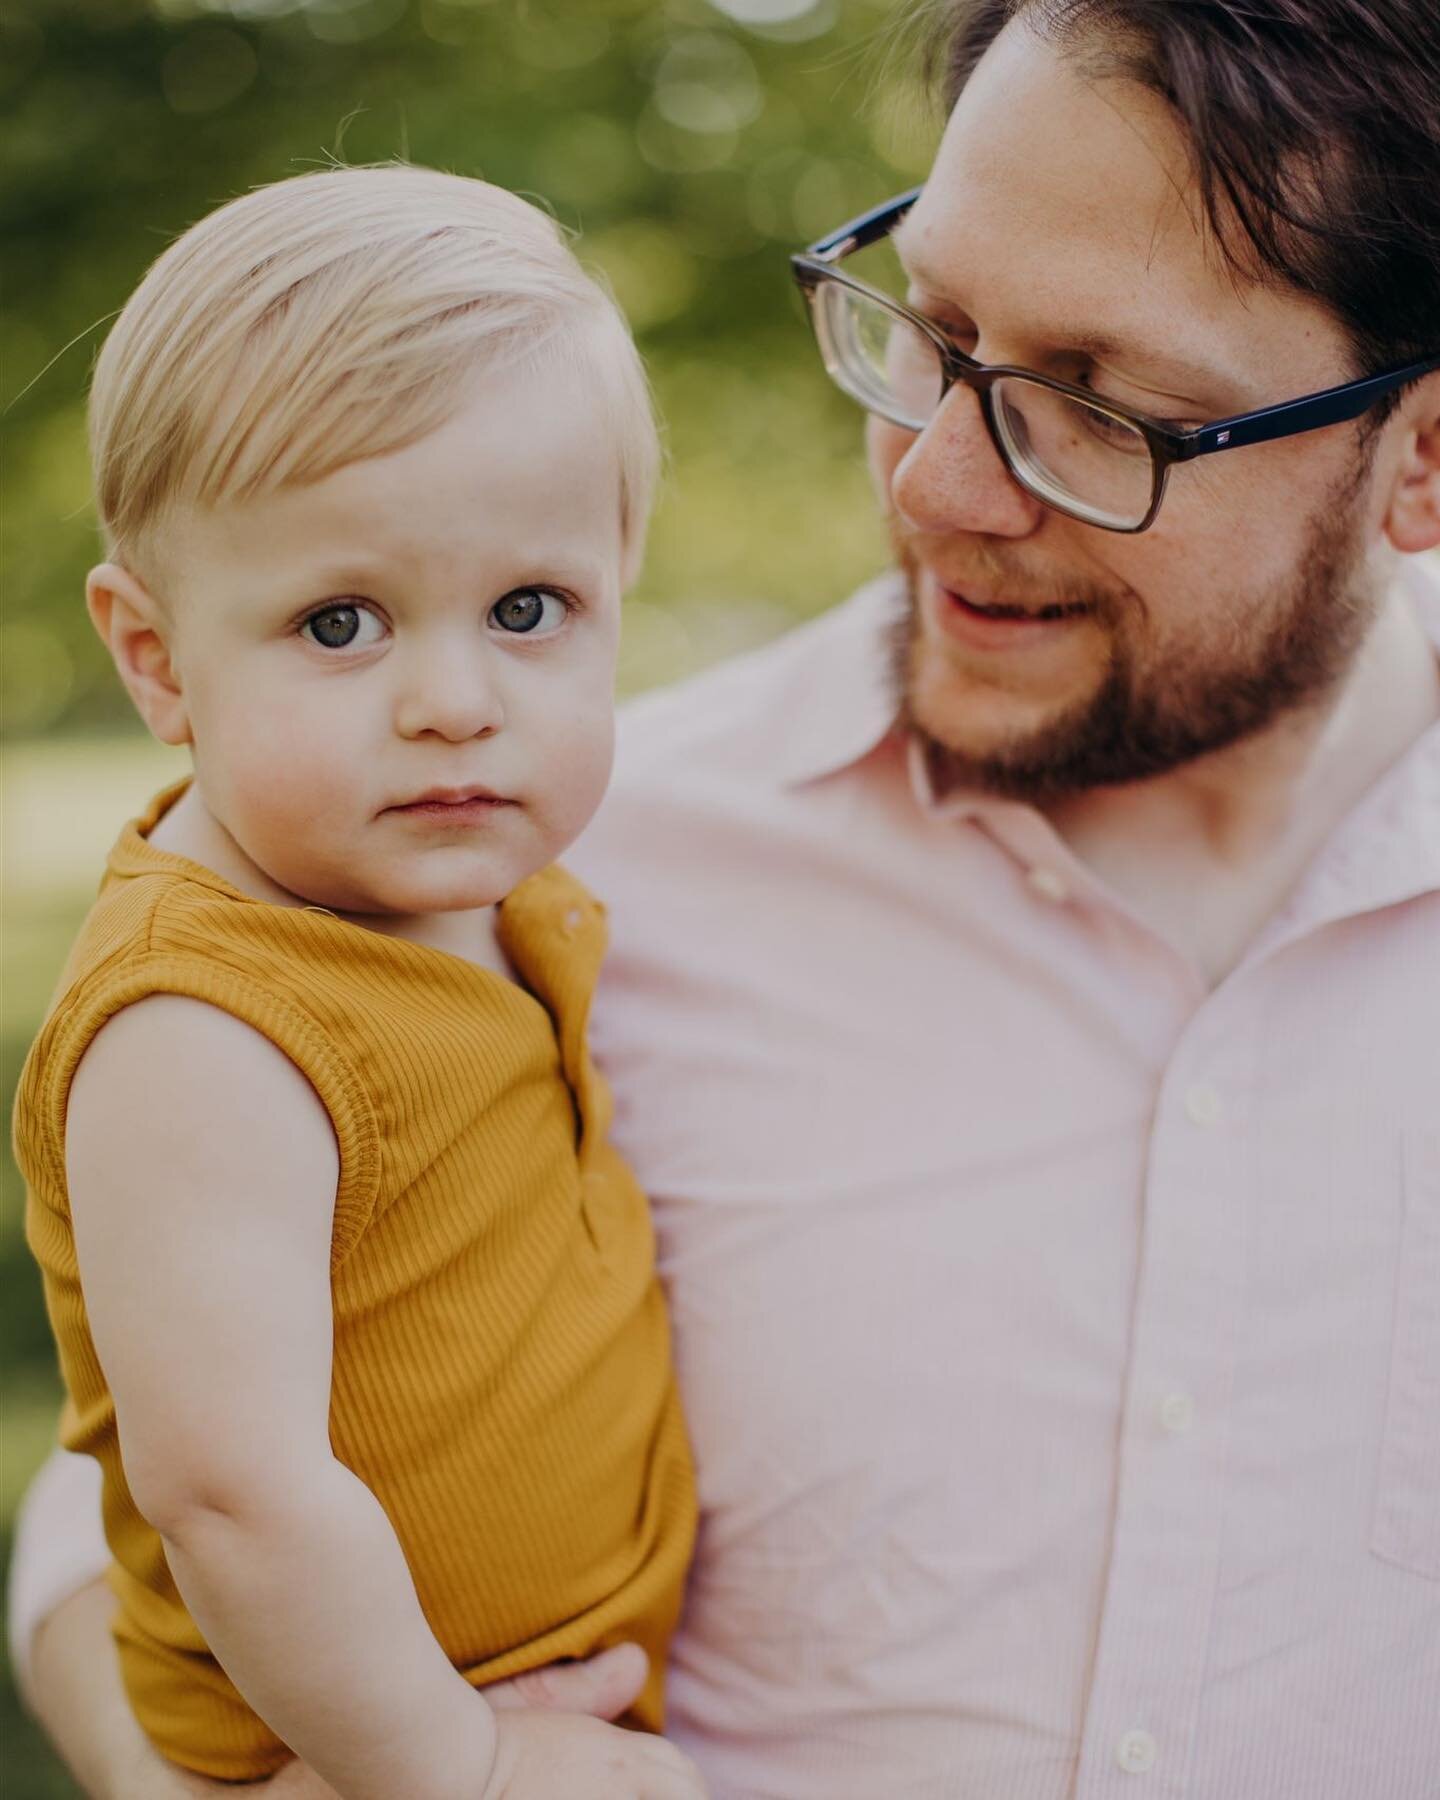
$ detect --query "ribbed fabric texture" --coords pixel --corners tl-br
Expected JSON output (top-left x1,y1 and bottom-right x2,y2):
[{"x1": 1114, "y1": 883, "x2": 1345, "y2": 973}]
[{"x1": 15, "y1": 783, "x2": 695, "y2": 1780}]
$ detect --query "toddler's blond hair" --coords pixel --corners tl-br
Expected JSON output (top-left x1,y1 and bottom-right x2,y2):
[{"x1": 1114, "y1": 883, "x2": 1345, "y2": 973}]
[{"x1": 90, "y1": 165, "x2": 659, "y2": 580}]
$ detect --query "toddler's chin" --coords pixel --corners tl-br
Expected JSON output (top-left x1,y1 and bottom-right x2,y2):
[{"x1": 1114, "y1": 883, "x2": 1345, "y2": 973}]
[{"x1": 360, "y1": 871, "x2": 518, "y2": 918}]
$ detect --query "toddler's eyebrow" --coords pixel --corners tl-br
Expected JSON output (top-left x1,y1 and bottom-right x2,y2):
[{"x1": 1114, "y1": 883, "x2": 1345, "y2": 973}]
[{"x1": 279, "y1": 556, "x2": 389, "y2": 594}]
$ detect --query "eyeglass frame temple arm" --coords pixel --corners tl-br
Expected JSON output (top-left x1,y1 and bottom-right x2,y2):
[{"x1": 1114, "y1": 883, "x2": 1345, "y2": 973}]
[
  {"x1": 803, "y1": 188, "x2": 924, "y2": 265},
  {"x1": 1171, "y1": 353, "x2": 1440, "y2": 462}
]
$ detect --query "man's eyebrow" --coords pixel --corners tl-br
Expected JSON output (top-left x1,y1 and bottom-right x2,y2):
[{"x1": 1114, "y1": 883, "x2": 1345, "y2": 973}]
[
  {"x1": 1052, "y1": 330, "x2": 1237, "y2": 400},
  {"x1": 891, "y1": 229, "x2": 1236, "y2": 399}
]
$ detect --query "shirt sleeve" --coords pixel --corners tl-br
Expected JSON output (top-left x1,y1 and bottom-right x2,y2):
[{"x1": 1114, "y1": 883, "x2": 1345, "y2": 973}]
[{"x1": 6, "y1": 1446, "x2": 108, "y2": 1709}]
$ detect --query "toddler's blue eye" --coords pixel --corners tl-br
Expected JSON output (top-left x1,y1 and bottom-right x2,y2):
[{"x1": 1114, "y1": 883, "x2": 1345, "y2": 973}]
[
  {"x1": 490, "y1": 589, "x2": 568, "y2": 635},
  {"x1": 302, "y1": 605, "x2": 382, "y2": 649}
]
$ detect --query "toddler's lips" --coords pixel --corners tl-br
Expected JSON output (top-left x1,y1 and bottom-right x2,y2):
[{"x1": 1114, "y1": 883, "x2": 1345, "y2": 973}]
[
  {"x1": 396, "y1": 785, "x2": 511, "y2": 807},
  {"x1": 388, "y1": 787, "x2": 516, "y2": 820}
]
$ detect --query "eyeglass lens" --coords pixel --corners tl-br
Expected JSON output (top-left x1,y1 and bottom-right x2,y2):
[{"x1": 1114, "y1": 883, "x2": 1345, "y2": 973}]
[{"x1": 817, "y1": 280, "x2": 1156, "y2": 530}]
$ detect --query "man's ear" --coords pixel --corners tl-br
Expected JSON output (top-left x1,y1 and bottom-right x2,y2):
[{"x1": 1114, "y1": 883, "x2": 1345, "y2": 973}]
[
  {"x1": 1382, "y1": 373, "x2": 1440, "y2": 555},
  {"x1": 86, "y1": 562, "x2": 192, "y2": 746}
]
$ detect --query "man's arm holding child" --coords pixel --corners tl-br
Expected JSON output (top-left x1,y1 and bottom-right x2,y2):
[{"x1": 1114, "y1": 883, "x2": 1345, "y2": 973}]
[
  {"x1": 29, "y1": 1578, "x2": 266, "y2": 1800},
  {"x1": 64, "y1": 996, "x2": 699, "y2": 1800},
  {"x1": 25, "y1": 1574, "x2": 649, "y2": 1800}
]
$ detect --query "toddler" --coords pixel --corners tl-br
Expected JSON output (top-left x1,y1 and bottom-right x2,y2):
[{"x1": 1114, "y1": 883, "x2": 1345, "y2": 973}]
[{"x1": 15, "y1": 166, "x2": 702, "y2": 1800}]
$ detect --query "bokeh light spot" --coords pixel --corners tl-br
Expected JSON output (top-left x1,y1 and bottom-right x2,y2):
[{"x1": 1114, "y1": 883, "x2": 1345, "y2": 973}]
[
  {"x1": 654, "y1": 32, "x2": 761, "y2": 135},
  {"x1": 418, "y1": 0, "x2": 486, "y2": 46},
  {"x1": 217, "y1": 0, "x2": 297, "y2": 21},
  {"x1": 160, "y1": 25, "x2": 258, "y2": 114},
  {"x1": 532, "y1": 113, "x2": 643, "y2": 210},
  {"x1": 1, "y1": 621, "x2": 75, "y2": 737},
  {"x1": 301, "y1": 0, "x2": 405, "y2": 47},
  {"x1": 512, "y1": 8, "x2": 609, "y2": 70},
  {"x1": 708, "y1": 0, "x2": 818, "y2": 22},
  {"x1": 636, "y1": 104, "x2": 739, "y2": 174},
  {"x1": 707, "y1": 0, "x2": 836, "y2": 40},
  {"x1": 584, "y1": 221, "x2": 699, "y2": 333}
]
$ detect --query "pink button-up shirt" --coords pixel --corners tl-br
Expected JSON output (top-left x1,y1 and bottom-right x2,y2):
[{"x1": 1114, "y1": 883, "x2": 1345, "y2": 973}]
[
  {"x1": 578, "y1": 557, "x2": 1440, "y2": 1799},
  {"x1": 12, "y1": 563, "x2": 1440, "y2": 1799}
]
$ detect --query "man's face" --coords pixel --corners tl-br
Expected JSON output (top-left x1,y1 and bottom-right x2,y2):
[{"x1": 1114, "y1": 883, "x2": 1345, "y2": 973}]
[{"x1": 869, "y1": 17, "x2": 1395, "y2": 797}]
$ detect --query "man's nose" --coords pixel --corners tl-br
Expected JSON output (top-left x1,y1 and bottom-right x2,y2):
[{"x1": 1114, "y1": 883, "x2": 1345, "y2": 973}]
[
  {"x1": 885, "y1": 383, "x2": 1044, "y2": 541},
  {"x1": 393, "y1": 643, "x2": 505, "y2": 743}
]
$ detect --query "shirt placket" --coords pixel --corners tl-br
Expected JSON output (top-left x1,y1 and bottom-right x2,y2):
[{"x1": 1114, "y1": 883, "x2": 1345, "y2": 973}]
[{"x1": 1073, "y1": 996, "x2": 1258, "y2": 1800}]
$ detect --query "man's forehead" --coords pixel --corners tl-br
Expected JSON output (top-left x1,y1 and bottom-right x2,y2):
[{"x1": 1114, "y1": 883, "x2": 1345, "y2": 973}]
[
  {"x1": 896, "y1": 15, "x2": 1348, "y2": 394},
  {"x1": 910, "y1": 20, "x2": 1203, "y2": 294}
]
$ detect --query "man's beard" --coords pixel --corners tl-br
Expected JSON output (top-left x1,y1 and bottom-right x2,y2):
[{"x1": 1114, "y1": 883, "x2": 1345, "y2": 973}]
[{"x1": 888, "y1": 480, "x2": 1379, "y2": 804}]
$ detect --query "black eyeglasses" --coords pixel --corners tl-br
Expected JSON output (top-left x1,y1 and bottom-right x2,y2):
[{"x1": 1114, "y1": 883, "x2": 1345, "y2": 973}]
[{"x1": 792, "y1": 188, "x2": 1440, "y2": 533}]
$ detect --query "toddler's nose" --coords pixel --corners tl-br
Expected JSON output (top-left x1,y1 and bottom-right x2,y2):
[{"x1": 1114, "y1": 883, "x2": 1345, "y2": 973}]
[{"x1": 394, "y1": 649, "x2": 504, "y2": 742}]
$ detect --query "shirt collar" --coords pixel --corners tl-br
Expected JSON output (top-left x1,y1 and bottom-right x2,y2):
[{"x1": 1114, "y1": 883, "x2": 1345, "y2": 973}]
[
  {"x1": 780, "y1": 555, "x2": 1440, "y2": 917},
  {"x1": 774, "y1": 572, "x2": 909, "y2": 788},
  {"x1": 1262, "y1": 553, "x2": 1440, "y2": 938}
]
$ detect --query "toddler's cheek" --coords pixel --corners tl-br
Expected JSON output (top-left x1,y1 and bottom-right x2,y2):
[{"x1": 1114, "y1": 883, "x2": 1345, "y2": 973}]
[{"x1": 548, "y1": 712, "x2": 616, "y2": 841}]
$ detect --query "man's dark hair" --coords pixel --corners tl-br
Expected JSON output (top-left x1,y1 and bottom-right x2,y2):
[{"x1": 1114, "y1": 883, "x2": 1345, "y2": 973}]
[{"x1": 927, "y1": 0, "x2": 1440, "y2": 388}]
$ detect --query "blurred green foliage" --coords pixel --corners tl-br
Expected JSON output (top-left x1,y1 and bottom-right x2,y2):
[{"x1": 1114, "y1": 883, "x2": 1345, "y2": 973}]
[
  {"x1": 3, "y1": 0, "x2": 942, "y2": 737},
  {"x1": 2, "y1": 1, "x2": 940, "y2": 1787}
]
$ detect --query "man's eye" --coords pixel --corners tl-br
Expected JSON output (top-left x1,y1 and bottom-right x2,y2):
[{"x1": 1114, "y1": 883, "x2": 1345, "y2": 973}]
[
  {"x1": 908, "y1": 303, "x2": 976, "y2": 354},
  {"x1": 301, "y1": 605, "x2": 383, "y2": 650},
  {"x1": 489, "y1": 589, "x2": 570, "y2": 636}
]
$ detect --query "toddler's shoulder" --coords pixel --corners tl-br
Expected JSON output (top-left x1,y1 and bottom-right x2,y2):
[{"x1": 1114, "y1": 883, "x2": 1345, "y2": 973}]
[
  {"x1": 43, "y1": 861, "x2": 293, "y2": 1029},
  {"x1": 18, "y1": 863, "x2": 381, "y2": 1255}
]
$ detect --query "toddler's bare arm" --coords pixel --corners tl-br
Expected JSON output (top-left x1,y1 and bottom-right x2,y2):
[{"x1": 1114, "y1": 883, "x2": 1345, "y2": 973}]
[{"x1": 67, "y1": 995, "x2": 502, "y2": 1800}]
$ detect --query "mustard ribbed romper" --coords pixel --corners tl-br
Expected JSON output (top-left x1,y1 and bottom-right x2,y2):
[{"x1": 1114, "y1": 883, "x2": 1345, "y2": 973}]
[{"x1": 15, "y1": 783, "x2": 696, "y2": 1779}]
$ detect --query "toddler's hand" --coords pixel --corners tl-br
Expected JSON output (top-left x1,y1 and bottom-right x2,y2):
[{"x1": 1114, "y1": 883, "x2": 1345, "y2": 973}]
[{"x1": 481, "y1": 1709, "x2": 708, "y2": 1799}]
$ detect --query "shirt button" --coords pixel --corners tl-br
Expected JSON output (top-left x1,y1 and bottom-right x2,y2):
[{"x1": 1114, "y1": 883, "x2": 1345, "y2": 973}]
[
  {"x1": 1159, "y1": 1392, "x2": 1195, "y2": 1434},
  {"x1": 1027, "y1": 866, "x2": 1069, "y2": 903},
  {"x1": 1116, "y1": 1729, "x2": 1158, "y2": 1774},
  {"x1": 1184, "y1": 1081, "x2": 1223, "y2": 1127}
]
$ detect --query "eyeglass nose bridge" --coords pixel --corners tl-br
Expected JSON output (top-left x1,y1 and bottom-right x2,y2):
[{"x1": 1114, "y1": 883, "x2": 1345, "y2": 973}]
[
  {"x1": 901, "y1": 342, "x2": 1029, "y2": 488},
  {"x1": 929, "y1": 335, "x2": 1003, "y2": 408},
  {"x1": 918, "y1": 338, "x2": 1015, "y2": 452},
  {"x1": 905, "y1": 334, "x2": 1044, "y2": 499}
]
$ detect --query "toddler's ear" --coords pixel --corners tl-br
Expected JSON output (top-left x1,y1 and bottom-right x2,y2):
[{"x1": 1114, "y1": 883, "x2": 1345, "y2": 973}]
[{"x1": 86, "y1": 562, "x2": 192, "y2": 746}]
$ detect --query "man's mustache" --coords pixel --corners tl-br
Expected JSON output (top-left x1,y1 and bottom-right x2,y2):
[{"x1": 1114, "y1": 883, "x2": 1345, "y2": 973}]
[{"x1": 889, "y1": 520, "x2": 1120, "y2": 623}]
